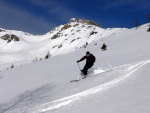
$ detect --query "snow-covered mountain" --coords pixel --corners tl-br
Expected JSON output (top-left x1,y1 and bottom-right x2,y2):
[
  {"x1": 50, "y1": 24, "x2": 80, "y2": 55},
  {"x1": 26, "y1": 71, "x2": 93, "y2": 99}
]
[
  {"x1": 0, "y1": 18, "x2": 126, "y2": 69},
  {"x1": 1, "y1": 19, "x2": 150, "y2": 113}
]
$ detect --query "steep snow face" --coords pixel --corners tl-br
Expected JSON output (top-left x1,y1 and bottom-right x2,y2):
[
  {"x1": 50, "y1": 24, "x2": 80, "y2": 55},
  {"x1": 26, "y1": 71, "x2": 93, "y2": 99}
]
[{"x1": 0, "y1": 18, "x2": 126, "y2": 66}]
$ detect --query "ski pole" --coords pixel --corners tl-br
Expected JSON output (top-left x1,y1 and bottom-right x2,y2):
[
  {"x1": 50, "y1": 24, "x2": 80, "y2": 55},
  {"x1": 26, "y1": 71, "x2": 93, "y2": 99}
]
[
  {"x1": 77, "y1": 62, "x2": 81, "y2": 70},
  {"x1": 77, "y1": 62, "x2": 82, "y2": 79}
]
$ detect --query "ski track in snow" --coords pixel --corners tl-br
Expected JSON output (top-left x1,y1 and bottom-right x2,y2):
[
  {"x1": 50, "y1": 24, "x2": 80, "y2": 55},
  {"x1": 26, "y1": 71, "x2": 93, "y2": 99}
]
[{"x1": 29, "y1": 59, "x2": 150, "y2": 113}]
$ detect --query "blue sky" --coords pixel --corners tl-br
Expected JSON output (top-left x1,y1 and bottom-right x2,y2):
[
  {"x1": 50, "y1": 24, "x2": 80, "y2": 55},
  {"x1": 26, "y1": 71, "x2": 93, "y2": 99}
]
[{"x1": 0, "y1": 0, "x2": 150, "y2": 35}]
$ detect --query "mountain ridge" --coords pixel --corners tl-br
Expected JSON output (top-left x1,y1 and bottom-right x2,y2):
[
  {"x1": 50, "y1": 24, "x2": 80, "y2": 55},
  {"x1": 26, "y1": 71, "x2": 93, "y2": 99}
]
[{"x1": 0, "y1": 18, "x2": 127, "y2": 67}]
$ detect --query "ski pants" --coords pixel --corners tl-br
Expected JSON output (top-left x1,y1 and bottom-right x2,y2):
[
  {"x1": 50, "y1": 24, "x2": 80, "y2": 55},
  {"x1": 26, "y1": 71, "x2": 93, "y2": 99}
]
[{"x1": 82, "y1": 64, "x2": 93, "y2": 75}]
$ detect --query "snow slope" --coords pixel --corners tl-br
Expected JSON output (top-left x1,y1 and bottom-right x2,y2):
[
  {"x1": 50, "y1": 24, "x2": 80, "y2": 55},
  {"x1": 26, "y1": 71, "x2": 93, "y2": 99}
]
[
  {"x1": 0, "y1": 18, "x2": 126, "y2": 70},
  {"x1": 0, "y1": 23, "x2": 150, "y2": 113}
]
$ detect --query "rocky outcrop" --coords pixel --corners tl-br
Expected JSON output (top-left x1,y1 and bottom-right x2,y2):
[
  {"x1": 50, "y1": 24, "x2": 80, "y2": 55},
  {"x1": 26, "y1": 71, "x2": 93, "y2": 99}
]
[
  {"x1": 147, "y1": 28, "x2": 150, "y2": 32},
  {"x1": 69, "y1": 18, "x2": 100, "y2": 27},
  {"x1": 1, "y1": 34, "x2": 20, "y2": 43},
  {"x1": 0, "y1": 29, "x2": 5, "y2": 32}
]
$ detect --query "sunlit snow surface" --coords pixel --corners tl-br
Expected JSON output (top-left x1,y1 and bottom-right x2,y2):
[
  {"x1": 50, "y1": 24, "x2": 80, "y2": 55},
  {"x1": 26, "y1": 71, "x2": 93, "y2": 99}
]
[{"x1": 0, "y1": 23, "x2": 150, "y2": 113}]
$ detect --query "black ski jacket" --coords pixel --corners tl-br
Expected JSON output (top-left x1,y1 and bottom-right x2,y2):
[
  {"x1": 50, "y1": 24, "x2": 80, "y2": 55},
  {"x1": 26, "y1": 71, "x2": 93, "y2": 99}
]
[{"x1": 78, "y1": 54, "x2": 96, "y2": 66}]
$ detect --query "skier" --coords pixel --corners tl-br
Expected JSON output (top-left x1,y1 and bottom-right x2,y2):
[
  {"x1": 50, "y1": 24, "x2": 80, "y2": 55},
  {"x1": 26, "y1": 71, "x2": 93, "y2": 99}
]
[{"x1": 77, "y1": 51, "x2": 96, "y2": 77}]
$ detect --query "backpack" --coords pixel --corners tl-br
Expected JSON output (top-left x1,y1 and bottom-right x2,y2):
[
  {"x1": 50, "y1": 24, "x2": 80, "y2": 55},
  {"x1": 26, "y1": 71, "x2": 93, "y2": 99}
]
[{"x1": 90, "y1": 54, "x2": 96, "y2": 63}]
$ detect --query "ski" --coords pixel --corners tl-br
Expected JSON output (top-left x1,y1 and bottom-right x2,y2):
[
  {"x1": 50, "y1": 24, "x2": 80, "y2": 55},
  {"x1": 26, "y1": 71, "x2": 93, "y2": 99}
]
[
  {"x1": 70, "y1": 68, "x2": 112, "y2": 82},
  {"x1": 70, "y1": 72, "x2": 86, "y2": 82},
  {"x1": 70, "y1": 77, "x2": 85, "y2": 82},
  {"x1": 70, "y1": 79, "x2": 82, "y2": 82}
]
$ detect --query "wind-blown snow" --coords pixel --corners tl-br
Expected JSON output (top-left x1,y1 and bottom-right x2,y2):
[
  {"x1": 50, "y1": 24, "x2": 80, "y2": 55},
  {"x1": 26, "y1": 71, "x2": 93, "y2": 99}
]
[{"x1": 0, "y1": 22, "x2": 150, "y2": 113}]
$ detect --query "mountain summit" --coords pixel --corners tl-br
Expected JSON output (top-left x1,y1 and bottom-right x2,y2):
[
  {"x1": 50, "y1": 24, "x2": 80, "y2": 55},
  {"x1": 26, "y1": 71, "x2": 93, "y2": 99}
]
[{"x1": 69, "y1": 18, "x2": 100, "y2": 27}]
